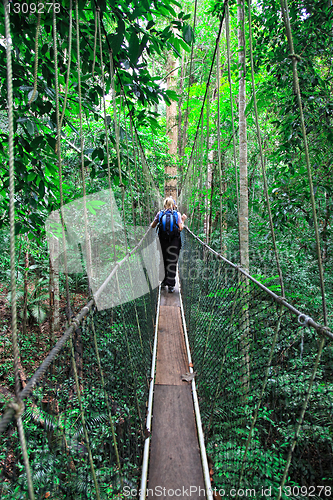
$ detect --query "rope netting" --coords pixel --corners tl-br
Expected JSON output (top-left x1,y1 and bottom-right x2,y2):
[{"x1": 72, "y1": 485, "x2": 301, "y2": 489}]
[
  {"x1": 1, "y1": 0, "x2": 332, "y2": 497},
  {"x1": 0, "y1": 229, "x2": 159, "y2": 499},
  {"x1": 179, "y1": 228, "x2": 333, "y2": 499},
  {"x1": 1, "y1": 0, "x2": 164, "y2": 496}
]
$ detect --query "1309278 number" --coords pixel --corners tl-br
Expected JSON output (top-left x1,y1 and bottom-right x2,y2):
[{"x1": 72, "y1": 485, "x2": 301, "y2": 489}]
[
  {"x1": 9, "y1": 3, "x2": 61, "y2": 14},
  {"x1": 279, "y1": 485, "x2": 332, "y2": 497}
]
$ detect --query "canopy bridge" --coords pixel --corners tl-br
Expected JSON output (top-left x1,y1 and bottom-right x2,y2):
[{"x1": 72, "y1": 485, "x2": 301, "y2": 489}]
[
  {"x1": 1, "y1": 226, "x2": 333, "y2": 499},
  {"x1": 1, "y1": 0, "x2": 333, "y2": 499}
]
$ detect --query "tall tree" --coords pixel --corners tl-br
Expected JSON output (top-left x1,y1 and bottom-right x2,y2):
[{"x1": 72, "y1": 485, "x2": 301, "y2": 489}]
[
  {"x1": 238, "y1": 0, "x2": 250, "y2": 398},
  {"x1": 238, "y1": 0, "x2": 249, "y2": 271}
]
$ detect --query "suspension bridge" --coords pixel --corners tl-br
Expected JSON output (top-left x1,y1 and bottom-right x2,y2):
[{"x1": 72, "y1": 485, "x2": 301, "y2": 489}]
[{"x1": 1, "y1": 0, "x2": 333, "y2": 499}]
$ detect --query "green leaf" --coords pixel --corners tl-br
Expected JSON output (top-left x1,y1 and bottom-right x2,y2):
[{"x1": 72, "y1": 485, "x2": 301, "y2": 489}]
[
  {"x1": 30, "y1": 136, "x2": 44, "y2": 148},
  {"x1": 26, "y1": 120, "x2": 35, "y2": 136},
  {"x1": 128, "y1": 30, "x2": 141, "y2": 64},
  {"x1": 178, "y1": 37, "x2": 191, "y2": 52},
  {"x1": 107, "y1": 18, "x2": 125, "y2": 56},
  {"x1": 182, "y1": 25, "x2": 193, "y2": 44},
  {"x1": 31, "y1": 304, "x2": 46, "y2": 324},
  {"x1": 87, "y1": 205, "x2": 96, "y2": 215},
  {"x1": 27, "y1": 172, "x2": 36, "y2": 182},
  {"x1": 165, "y1": 89, "x2": 179, "y2": 101}
]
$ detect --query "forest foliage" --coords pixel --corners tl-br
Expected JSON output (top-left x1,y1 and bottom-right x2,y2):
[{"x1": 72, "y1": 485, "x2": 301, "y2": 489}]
[{"x1": 0, "y1": 0, "x2": 333, "y2": 497}]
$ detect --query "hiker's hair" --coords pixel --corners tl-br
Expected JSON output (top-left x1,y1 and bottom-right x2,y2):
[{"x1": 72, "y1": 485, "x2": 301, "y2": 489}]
[{"x1": 163, "y1": 197, "x2": 174, "y2": 210}]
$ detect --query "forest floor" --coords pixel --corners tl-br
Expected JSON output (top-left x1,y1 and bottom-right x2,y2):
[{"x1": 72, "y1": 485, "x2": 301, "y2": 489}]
[{"x1": 0, "y1": 284, "x2": 89, "y2": 414}]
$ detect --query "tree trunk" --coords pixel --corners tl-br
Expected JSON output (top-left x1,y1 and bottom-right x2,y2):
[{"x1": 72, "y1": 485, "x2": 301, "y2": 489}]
[
  {"x1": 238, "y1": 0, "x2": 249, "y2": 271},
  {"x1": 204, "y1": 91, "x2": 211, "y2": 241},
  {"x1": 238, "y1": 0, "x2": 250, "y2": 399},
  {"x1": 220, "y1": 155, "x2": 228, "y2": 256},
  {"x1": 165, "y1": 45, "x2": 178, "y2": 201},
  {"x1": 208, "y1": 165, "x2": 215, "y2": 244},
  {"x1": 178, "y1": 50, "x2": 185, "y2": 160},
  {"x1": 217, "y1": 42, "x2": 227, "y2": 256},
  {"x1": 205, "y1": 144, "x2": 214, "y2": 244}
]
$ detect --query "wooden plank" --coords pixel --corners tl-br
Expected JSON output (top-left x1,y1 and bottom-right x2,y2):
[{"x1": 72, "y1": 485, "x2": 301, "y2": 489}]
[
  {"x1": 160, "y1": 281, "x2": 180, "y2": 307},
  {"x1": 148, "y1": 385, "x2": 205, "y2": 499},
  {"x1": 155, "y1": 306, "x2": 188, "y2": 386}
]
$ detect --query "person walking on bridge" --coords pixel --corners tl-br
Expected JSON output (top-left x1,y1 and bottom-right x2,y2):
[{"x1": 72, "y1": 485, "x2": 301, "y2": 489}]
[{"x1": 151, "y1": 197, "x2": 187, "y2": 293}]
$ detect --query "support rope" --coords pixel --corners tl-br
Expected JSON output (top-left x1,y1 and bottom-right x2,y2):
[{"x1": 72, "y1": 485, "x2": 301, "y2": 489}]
[
  {"x1": 59, "y1": 0, "x2": 73, "y2": 129},
  {"x1": 279, "y1": 0, "x2": 327, "y2": 325},
  {"x1": 96, "y1": 8, "x2": 162, "y2": 200},
  {"x1": 109, "y1": 51, "x2": 129, "y2": 247},
  {"x1": 97, "y1": 9, "x2": 119, "y2": 265},
  {"x1": 53, "y1": 0, "x2": 71, "y2": 314},
  {"x1": 180, "y1": 5, "x2": 226, "y2": 193},
  {"x1": 76, "y1": 0, "x2": 93, "y2": 283},
  {"x1": 181, "y1": 0, "x2": 198, "y2": 170},
  {"x1": 28, "y1": 11, "x2": 41, "y2": 106},
  {"x1": 4, "y1": 0, "x2": 35, "y2": 497}
]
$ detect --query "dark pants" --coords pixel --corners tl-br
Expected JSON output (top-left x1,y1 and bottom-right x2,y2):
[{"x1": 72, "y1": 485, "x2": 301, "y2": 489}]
[{"x1": 159, "y1": 236, "x2": 181, "y2": 287}]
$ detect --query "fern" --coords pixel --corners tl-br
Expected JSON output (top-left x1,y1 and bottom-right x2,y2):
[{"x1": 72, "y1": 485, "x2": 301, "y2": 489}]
[
  {"x1": 74, "y1": 414, "x2": 109, "y2": 439},
  {"x1": 24, "y1": 405, "x2": 57, "y2": 432}
]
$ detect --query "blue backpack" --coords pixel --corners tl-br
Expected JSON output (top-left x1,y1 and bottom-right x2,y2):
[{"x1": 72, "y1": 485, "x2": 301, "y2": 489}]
[{"x1": 157, "y1": 210, "x2": 180, "y2": 240}]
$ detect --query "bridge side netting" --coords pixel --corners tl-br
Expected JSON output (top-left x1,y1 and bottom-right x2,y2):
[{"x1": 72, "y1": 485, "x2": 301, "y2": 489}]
[
  {"x1": 179, "y1": 228, "x2": 333, "y2": 499},
  {"x1": 0, "y1": 231, "x2": 159, "y2": 500}
]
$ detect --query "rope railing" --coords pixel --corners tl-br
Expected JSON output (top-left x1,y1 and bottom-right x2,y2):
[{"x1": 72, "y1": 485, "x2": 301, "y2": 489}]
[
  {"x1": 0, "y1": 227, "x2": 159, "y2": 499},
  {"x1": 184, "y1": 227, "x2": 332, "y2": 339},
  {"x1": 179, "y1": 228, "x2": 333, "y2": 498},
  {"x1": 2, "y1": 0, "x2": 332, "y2": 496},
  {"x1": 0, "y1": 227, "x2": 153, "y2": 434}
]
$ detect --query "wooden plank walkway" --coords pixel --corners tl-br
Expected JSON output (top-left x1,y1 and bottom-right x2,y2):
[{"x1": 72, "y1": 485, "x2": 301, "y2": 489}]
[{"x1": 147, "y1": 280, "x2": 205, "y2": 499}]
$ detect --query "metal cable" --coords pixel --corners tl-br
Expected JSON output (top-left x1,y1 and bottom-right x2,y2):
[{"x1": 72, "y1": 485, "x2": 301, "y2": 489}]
[{"x1": 184, "y1": 226, "x2": 332, "y2": 339}]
